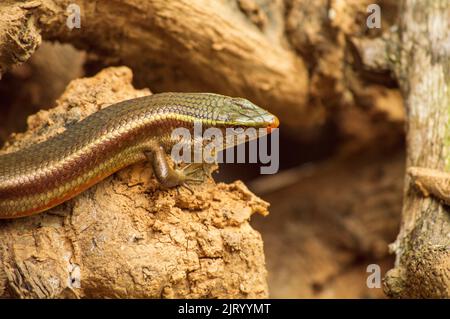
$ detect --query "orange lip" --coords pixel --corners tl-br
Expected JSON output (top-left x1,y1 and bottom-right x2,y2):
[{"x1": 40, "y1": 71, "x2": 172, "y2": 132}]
[{"x1": 266, "y1": 115, "x2": 279, "y2": 133}]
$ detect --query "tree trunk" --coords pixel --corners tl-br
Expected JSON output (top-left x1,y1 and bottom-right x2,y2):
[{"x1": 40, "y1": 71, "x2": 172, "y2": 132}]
[{"x1": 384, "y1": 0, "x2": 450, "y2": 298}]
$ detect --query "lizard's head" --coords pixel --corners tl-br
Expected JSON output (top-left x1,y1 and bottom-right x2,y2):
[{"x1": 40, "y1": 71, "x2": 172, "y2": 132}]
[{"x1": 215, "y1": 96, "x2": 279, "y2": 132}]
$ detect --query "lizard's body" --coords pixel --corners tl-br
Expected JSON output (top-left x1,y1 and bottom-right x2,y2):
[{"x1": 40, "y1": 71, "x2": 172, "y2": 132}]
[{"x1": 0, "y1": 93, "x2": 278, "y2": 218}]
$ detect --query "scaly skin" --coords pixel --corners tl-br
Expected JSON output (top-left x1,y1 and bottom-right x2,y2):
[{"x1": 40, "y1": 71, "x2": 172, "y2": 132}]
[{"x1": 0, "y1": 92, "x2": 279, "y2": 218}]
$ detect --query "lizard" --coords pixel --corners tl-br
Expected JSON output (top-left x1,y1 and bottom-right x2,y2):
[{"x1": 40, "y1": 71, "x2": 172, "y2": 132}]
[{"x1": 0, "y1": 92, "x2": 279, "y2": 218}]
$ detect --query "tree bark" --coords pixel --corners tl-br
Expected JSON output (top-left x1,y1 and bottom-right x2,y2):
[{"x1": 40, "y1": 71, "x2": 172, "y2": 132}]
[{"x1": 384, "y1": 0, "x2": 450, "y2": 298}]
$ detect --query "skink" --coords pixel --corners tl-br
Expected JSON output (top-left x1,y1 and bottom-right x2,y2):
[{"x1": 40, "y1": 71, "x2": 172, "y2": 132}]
[{"x1": 0, "y1": 92, "x2": 279, "y2": 218}]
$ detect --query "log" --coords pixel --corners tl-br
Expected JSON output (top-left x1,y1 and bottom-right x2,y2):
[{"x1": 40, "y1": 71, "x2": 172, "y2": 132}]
[
  {"x1": 0, "y1": 0, "x2": 407, "y2": 145},
  {"x1": 0, "y1": 0, "x2": 312, "y2": 134},
  {"x1": 0, "y1": 67, "x2": 269, "y2": 298}
]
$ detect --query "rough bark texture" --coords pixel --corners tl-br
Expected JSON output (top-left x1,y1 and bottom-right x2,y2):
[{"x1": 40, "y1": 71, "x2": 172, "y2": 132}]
[
  {"x1": 0, "y1": 67, "x2": 269, "y2": 298},
  {"x1": 407, "y1": 167, "x2": 450, "y2": 205},
  {"x1": 383, "y1": 0, "x2": 450, "y2": 298}
]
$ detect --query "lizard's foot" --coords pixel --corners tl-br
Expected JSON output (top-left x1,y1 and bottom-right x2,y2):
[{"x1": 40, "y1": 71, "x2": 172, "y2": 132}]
[
  {"x1": 176, "y1": 163, "x2": 213, "y2": 194},
  {"x1": 182, "y1": 163, "x2": 216, "y2": 180},
  {"x1": 145, "y1": 146, "x2": 214, "y2": 192}
]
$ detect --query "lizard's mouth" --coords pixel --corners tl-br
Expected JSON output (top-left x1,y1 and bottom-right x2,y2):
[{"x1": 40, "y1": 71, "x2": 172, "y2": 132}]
[{"x1": 266, "y1": 115, "x2": 279, "y2": 133}]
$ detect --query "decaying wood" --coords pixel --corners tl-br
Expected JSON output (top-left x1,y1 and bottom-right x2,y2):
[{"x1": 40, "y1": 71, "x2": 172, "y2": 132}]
[
  {"x1": 0, "y1": 0, "x2": 312, "y2": 134},
  {"x1": 408, "y1": 167, "x2": 450, "y2": 205},
  {"x1": 0, "y1": 0, "x2": 407, "y2": 145},
  {"x1": 0, "y1": 67, "x2": 269, "y2": 298},
  {"x1": 383, "y1": 0, "x2": 450, "y2": 298}
]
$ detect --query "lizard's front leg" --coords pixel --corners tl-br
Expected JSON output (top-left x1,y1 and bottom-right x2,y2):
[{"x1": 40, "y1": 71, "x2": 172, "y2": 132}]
[{"x1": 144, "y1": 144, "x2": 204, "y2": 189}]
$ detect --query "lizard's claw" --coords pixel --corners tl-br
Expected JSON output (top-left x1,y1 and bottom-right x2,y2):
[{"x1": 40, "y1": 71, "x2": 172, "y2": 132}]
[
  {"x1": 179, "y1": 183, "x2": 194, "y2": 195},
  {"x1": 174, "y1": 163, "x2": 213, "y2": 195}
]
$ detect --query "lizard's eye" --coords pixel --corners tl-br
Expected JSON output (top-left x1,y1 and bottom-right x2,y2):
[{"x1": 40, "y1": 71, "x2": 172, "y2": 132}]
[{"x1": 232, "y1": 98, "x2": 253, "y2": 110}]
